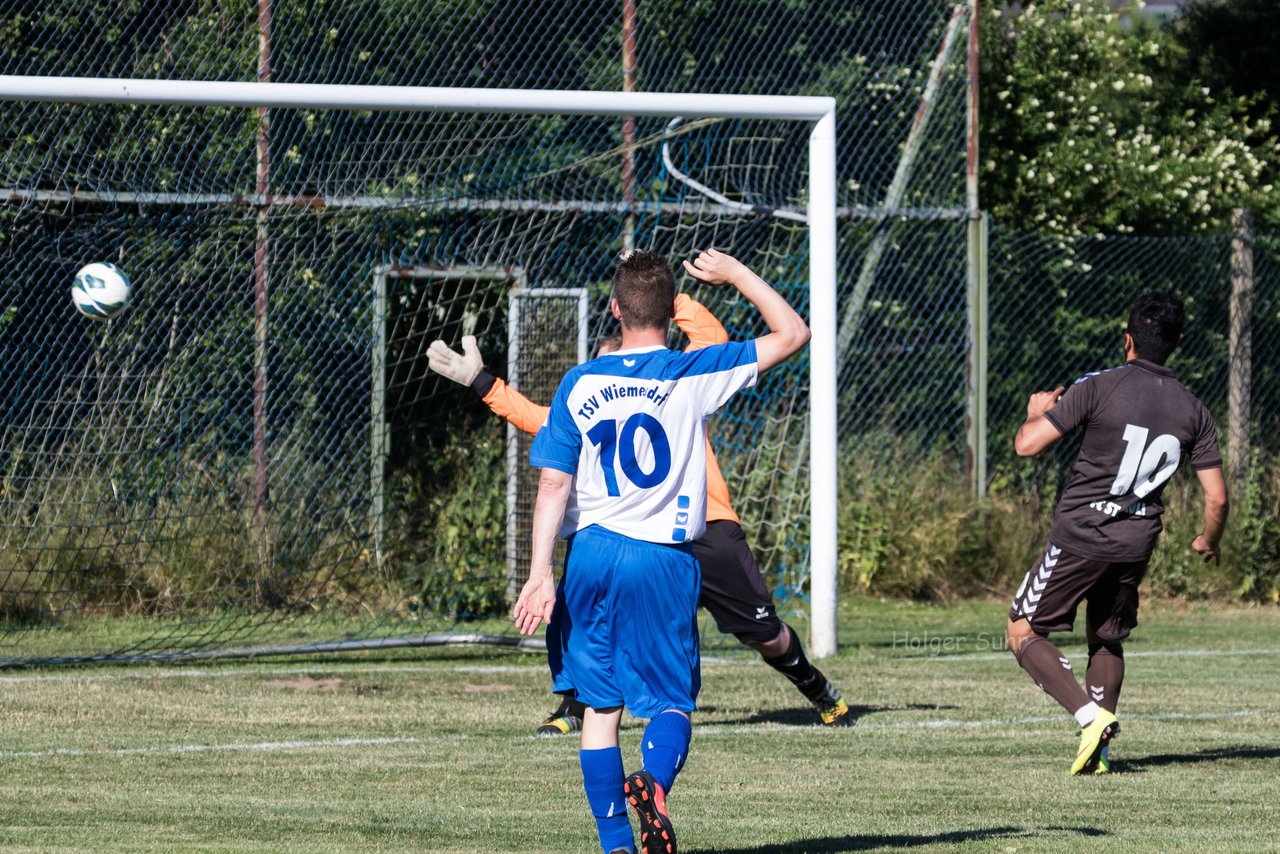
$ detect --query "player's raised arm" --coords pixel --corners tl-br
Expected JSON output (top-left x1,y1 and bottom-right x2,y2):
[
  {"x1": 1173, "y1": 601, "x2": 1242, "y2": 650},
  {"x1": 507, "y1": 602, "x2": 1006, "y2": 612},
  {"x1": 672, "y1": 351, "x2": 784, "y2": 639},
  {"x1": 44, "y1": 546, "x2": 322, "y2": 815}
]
[
  {"x1": 682, "y1": 249, "x2": 809, "y2": 372},
  {"x1": 427, "y1": 335, "x2": 484, "y2": 386},
  {"x1": 1013, "y1": 386, "x2": 1066, "y2": 456},
  {"x1": 427, "y1": 336, "x2": 550, "y2": 435},
  {"x1": 673, "y1": 293, "x2": 729, "y2": 351}
]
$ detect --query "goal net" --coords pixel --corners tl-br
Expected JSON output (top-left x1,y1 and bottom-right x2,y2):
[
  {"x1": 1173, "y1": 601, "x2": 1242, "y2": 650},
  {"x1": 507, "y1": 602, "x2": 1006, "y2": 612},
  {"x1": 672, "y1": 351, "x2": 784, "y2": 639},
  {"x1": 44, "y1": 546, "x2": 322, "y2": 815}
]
[{"x1": 0, "y1": 79, "x2": 837, "y2": 664}]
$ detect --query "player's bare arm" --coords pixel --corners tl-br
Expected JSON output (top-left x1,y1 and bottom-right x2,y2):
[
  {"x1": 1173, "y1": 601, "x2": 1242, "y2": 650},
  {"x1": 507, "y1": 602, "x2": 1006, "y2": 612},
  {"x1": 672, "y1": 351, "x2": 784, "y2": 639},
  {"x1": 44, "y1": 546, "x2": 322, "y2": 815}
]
[
  {"x1": 1191, "y1": 465, "x2": 1229, "y2": 563},
  {"x1": 682, "y1": 248, "x2": 809, "y2": 372},
  {"x1": 1013, "y1": 386, "x2": 1066, "y2": 456},
  {"x1": 513, "y1": 467, "x2": 572, "y2": 636}
]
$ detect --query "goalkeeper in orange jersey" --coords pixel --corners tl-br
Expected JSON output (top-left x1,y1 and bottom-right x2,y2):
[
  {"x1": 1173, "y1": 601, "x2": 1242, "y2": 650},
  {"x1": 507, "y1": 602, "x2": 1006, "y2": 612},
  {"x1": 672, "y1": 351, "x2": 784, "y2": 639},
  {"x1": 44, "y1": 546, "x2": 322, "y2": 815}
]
[{"x1": 428, "y1": 292, "x2": 852, "y2": 734}]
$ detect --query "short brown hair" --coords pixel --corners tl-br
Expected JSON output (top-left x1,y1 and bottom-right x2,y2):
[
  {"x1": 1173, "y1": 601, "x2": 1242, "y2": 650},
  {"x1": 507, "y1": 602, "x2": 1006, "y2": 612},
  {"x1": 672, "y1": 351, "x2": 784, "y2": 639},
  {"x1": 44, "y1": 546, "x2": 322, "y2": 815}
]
[{"x1": 612, "y1": 250, "x2": 675, "y2": 331}]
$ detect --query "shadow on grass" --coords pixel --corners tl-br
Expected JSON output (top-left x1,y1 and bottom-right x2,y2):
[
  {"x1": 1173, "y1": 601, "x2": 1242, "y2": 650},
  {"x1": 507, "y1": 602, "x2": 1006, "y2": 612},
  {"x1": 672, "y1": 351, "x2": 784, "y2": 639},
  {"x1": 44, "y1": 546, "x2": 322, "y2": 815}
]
[
  {"x1": 1115, "y1": 744, "x2": 1280, "y2": 773},
  {"x1": 690, "y1": 824, "x2": 1107, "y2": 853},
  {"x1": 724, "y1": 703, "x2": 959, "y2": 728}
]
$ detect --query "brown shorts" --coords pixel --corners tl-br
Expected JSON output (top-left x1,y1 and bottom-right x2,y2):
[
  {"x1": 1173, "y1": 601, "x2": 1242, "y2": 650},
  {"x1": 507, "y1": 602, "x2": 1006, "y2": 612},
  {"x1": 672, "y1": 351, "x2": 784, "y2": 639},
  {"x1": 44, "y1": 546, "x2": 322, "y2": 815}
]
[{"x1": 1008, "y1": 541, "x2": 1148, "y2": 642}]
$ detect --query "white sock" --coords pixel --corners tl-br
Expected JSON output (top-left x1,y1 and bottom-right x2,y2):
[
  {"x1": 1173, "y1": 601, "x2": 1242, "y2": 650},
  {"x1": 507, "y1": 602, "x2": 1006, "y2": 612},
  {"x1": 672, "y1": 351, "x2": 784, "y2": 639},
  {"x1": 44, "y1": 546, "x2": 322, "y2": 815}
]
[{"x1": 1074, "y1": 701, "x2": 1101, "y2": 727}]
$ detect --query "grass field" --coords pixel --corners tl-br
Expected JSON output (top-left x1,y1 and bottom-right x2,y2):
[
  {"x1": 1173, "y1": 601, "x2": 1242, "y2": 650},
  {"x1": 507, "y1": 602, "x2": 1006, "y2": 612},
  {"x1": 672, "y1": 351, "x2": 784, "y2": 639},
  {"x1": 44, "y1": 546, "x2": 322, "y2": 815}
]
[{"x1": 1, "y1": 597, "x2": 1278, "y2": 853}]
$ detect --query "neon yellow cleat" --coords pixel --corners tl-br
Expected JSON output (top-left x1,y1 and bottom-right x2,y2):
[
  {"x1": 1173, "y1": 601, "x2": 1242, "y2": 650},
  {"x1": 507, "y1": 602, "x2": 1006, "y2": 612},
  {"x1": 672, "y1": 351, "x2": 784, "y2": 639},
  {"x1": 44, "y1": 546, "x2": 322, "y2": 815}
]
[
  {"x1": 1093, "y1": 744, "x2": 1111, "y2": 775},
  {"x1": 535, "y1": 696, "x2": 584, "y2": 737},
  {"x1": 816, "y1": 695, "x2": 854, "y2": 727},
  {"x1": 1072, "y1": 709, "x2": 1119, "y2": 775}
]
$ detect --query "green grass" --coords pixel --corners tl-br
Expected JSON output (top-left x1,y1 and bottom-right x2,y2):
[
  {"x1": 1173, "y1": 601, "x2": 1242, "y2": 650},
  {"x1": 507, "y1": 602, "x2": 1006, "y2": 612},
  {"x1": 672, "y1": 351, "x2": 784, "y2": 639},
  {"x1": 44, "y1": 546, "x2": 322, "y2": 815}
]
[{"x1": 1, "y1": 597, "x2": 1278, "y2": 852}]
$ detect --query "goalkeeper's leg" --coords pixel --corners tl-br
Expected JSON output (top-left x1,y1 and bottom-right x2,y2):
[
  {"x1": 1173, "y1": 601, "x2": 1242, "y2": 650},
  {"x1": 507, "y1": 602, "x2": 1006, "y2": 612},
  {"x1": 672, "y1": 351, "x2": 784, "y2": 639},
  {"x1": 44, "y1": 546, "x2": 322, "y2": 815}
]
[
  {"x1": 757, "y1": 625, "x2": 852, "y2": 726},
  {"x1": 694, "y1": 520, "x2": 852, "y2": 726},
  {"x1": 539, "y1": 690, "x2": 587, "y2": 736}
]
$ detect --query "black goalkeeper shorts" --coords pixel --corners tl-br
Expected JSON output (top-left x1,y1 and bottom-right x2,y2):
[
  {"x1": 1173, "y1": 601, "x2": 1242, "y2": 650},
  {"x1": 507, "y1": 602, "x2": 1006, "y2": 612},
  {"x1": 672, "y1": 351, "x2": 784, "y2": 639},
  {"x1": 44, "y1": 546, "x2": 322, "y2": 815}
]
[{"x1": 693, "y1": 519, "x2": 785, "y2": 645}]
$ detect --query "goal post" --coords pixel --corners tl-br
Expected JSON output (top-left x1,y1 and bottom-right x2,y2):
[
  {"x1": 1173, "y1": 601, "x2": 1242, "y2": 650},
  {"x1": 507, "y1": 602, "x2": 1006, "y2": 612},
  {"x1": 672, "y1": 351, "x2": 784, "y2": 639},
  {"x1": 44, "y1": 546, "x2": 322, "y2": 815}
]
[
  {"x1": 0, "y1": 76, "x2": 839, "y2": 661},
  {"x1": 807, "y1": 109, "x2": 839, "y2": 658}
]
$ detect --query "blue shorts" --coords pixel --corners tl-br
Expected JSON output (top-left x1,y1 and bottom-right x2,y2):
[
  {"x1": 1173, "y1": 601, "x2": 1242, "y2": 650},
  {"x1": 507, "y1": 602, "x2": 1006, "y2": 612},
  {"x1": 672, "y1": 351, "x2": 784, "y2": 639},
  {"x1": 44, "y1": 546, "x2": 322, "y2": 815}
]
[
  {"x1": 547, "y1": 572, "x2": 573, "y2": 695},
  {"x1": 555, "y1": 525, "x2": 701, "y2": 719}
]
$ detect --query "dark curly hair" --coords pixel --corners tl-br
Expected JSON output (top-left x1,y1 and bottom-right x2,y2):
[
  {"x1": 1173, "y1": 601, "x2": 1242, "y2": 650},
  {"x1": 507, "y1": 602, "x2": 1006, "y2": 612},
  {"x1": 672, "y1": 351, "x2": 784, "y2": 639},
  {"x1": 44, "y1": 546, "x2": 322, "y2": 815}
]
[{"x1": 1127, "y1": 291, "x2": 1184, "y2": 365}]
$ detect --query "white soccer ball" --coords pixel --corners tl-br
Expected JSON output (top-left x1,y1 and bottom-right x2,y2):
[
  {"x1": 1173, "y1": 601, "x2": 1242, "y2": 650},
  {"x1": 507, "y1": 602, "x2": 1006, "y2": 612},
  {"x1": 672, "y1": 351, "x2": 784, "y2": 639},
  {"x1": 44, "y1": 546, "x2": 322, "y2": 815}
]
[{"x1": 71, "y1": 262, "x2": 133, "y2": 320}]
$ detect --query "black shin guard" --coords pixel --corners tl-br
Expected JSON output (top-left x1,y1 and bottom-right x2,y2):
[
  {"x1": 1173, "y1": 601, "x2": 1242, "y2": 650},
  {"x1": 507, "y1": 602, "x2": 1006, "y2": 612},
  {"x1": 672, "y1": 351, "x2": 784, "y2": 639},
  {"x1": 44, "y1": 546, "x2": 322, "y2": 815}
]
[{"x1": 762, "y1": 626, "x2": 835, "y2": 704}]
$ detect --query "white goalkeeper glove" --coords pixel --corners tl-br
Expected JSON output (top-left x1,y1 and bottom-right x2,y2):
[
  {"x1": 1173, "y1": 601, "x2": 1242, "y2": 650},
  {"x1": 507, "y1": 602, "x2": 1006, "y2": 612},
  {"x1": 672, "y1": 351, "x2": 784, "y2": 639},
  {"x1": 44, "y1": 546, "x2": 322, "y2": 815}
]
[{"x1": 427, "y1": 335, "x2": 484, "y2": 386}]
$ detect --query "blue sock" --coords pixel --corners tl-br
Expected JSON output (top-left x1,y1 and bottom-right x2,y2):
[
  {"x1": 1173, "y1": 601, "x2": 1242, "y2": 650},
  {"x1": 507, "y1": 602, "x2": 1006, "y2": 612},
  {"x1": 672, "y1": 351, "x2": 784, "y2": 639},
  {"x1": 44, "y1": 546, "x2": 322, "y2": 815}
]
[
  {"x1": 641, "y1": 711, "x2": 692, "y2": 793},
  {"x1": 580, "y1": 747, "x2": 633, "y2": 854}
]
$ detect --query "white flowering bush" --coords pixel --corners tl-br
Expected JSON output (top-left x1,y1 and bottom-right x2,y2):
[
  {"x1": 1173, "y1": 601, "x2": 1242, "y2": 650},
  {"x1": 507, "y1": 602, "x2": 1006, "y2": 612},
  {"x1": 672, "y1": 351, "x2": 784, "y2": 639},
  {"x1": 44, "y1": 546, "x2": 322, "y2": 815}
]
[{"x1": 981, "y1": 0, "x2": 1278, "y2": 235}]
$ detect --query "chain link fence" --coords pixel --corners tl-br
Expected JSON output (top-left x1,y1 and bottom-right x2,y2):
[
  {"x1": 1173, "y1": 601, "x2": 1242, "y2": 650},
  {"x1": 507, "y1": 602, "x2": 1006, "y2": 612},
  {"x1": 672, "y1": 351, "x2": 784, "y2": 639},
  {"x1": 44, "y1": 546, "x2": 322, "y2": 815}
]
[
  {"x1": 987, "y1": 222, "x2": 1280, "y2": 488},
  {"x1": 0, "y1": 0, "x2": 975, "y2": 663},
  {"x1": 2, "y1": 2, "x2": 1273, "y2": 666}
]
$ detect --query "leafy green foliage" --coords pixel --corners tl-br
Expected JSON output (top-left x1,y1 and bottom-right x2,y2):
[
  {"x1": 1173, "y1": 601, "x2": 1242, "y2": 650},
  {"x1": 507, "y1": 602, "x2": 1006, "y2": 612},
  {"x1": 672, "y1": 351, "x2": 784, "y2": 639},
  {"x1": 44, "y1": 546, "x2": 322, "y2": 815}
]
[
  {"x1": 1218, "y1": 450, "x2": 1280, "y2": 604},
  {"x1": 837, "y1": 444, "x2": 1280, "y2": 604},
  {"x1": 1159, "y1": 0, "x2": 1280, "y2": 230},
  {"x1": 1166, "y1": 0, "x2": 1280, "y2": 128},
  {"x1": 838, "y1": 444, "x2": 1046, "y2": 602},
  {"x1": 387, "y1": 420, "x2": 509, "y2": 619},
  {"x1": 981, "y1": 0, "x2": 1279, "y2": 235}
]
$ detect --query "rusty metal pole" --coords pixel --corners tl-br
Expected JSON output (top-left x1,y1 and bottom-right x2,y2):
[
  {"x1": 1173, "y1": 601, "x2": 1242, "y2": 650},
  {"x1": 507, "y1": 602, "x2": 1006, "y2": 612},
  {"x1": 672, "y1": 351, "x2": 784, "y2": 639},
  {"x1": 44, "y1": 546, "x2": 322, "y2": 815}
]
[
  {"x1": 965, "y1": 0, "x2": 986, "y2": 497},
  {"x1": 1229, "y1": 207, "x2": 1253, "y2": 498},
  {"x1": 253, "y1": 0, "x2": 272, "y2": 548},
  {"x1": 621, "y1": 0, "x2": 638, "y2": 251}
]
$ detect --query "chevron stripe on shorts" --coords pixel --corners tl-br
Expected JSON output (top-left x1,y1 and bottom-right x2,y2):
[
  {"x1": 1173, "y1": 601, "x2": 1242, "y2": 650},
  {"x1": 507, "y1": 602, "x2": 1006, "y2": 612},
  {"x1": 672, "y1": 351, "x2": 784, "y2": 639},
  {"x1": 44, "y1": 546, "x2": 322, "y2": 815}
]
[{"x1": 1012, "y1": 544, "x2": 1062, "y2": 617}]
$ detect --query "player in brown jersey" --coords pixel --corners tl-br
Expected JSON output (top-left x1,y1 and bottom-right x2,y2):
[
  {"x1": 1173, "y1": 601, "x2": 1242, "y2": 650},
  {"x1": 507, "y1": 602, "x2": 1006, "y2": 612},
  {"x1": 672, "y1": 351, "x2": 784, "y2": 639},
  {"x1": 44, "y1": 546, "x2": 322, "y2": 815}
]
[
  {"x1": 427, "y1": 292, "x2": 851, "y2": 736},
  {"x1": 1006, "y1": 292, "x2": 1228, "y2": 775}
]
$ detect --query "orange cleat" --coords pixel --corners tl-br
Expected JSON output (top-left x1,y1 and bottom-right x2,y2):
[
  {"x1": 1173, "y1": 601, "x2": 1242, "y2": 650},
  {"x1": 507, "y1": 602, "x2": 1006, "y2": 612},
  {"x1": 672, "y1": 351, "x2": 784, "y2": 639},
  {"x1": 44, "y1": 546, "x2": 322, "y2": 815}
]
[{"x1": 624, "y1": 770, "x2": 676, "y2": 854}]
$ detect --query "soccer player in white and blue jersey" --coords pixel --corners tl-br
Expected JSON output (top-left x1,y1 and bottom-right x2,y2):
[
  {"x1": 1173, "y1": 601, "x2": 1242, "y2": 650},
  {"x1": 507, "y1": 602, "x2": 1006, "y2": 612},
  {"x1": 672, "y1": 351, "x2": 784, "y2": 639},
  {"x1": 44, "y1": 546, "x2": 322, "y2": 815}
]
[{"x1": 513, "y1": 249, "x2": 810, "y2": 854}]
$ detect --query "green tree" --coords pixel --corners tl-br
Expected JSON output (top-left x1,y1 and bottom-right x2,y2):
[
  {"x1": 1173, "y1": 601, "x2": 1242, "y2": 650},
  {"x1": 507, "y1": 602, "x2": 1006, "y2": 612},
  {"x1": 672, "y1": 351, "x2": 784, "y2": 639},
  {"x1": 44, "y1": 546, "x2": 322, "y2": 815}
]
[
  {"x1": 980, "y1": 0, "x2": 1278, "y2": 235},
  {"x1": 1167, "y1": 0, "x2": 1280, "y2": 125},
  {"x1": 1160, "y1": 0, "x2": 1280, "y2": 226}
]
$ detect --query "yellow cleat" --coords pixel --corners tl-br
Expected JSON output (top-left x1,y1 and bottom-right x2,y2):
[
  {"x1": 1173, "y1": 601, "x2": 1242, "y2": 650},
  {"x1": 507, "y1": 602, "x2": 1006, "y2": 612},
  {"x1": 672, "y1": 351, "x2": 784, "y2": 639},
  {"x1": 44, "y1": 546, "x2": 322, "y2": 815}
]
[
  {"x1": 535, "y1": 696, "x2": 584, "y2": 737},
  {"x1": 1094, "y1": 744, "x2": 1111, "y2": 775},
  {"x1": 1072, "y1": 709, "x2": 1119, "y2": 775},
  {"x1": 816, "y1": 696, "x2": 854, "y2": 727}
]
